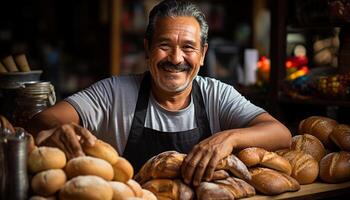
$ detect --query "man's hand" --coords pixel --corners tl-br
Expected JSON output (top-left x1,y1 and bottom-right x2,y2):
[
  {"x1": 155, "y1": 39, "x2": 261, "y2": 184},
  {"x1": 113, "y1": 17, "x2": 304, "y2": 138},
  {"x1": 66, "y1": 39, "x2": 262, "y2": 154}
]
[
  {"x1": 181, "y1": 130, "x2": 235, "y2": 186},
  {"x1": 35, "y1": 122, "x2": 97, "y2": 159}
]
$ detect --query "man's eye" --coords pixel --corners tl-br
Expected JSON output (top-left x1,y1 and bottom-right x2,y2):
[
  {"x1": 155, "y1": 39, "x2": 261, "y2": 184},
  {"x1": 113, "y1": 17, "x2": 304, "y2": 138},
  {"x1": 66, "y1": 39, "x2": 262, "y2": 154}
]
[
  {"x1": 159, "y1": 43, "x2": 170, "y2": 49},
  {"x1": 183, "y1": 45, "x2": 195, "y2": 52}
]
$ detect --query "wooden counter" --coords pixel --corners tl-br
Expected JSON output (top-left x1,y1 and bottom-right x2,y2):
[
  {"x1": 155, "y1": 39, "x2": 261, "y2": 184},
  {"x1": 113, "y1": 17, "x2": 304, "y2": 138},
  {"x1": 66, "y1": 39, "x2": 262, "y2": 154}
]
[{"x1": 244, "y1": 181, "x2": 350, "y2": 200}]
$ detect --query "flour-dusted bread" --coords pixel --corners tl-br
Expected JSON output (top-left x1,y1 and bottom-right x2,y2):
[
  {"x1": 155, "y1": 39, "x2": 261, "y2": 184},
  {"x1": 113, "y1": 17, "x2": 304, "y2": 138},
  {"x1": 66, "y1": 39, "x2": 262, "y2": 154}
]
[
  {"x1": 142, "y1": 179, "x2": 194, "y2": 200},
  {"x1": 109, "y1": 181, "x2": 135, "y2": 200},
  {"x1": 28, "y1": 146, "x2": 66, "y2": 173},
  {"x1": 31, "y1": 169, "x2": 66, "y2": 196},
  {"x1": 216, "y1": 154, "x2": 251, "y2": 181}
]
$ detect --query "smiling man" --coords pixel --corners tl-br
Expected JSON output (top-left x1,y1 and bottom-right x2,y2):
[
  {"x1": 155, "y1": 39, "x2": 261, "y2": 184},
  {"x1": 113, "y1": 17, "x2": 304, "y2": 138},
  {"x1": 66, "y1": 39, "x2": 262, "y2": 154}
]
[{"x1": 28, "y1": 0, "x2": 291, "y2": 187}]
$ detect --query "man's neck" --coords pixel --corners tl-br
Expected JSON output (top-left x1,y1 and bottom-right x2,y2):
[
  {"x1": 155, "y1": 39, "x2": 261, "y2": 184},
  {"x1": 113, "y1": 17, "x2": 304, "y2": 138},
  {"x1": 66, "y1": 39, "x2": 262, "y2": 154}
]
[{"x1": 151, "y1": 82, "x2": 192, "y2": 111}]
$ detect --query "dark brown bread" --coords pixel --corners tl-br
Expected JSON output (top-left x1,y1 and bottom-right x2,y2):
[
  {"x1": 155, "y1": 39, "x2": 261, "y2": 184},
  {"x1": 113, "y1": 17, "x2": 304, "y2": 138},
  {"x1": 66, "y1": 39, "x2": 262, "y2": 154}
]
[
  {"x1": 329, "y1": 124, "x2": 350, "y2": 151},
  {"x1": 249, "y1": 167, "x2": 300, "y2": 195},
  {"x1": 142, "y1": 179, "x2": 194, "y2": 200},
  {"x1": 319, "y1": 151, "x2": 350, "y2": 183},
  {"x1": 237, "y1": 147, "x2": 292, "y2": 175},
  {"x1": 276, "y1": 149, "x2": 319, "y2": 184},
  {"x1": 291, "y1": 134, "x2": 326, "y2": 162},
  {"x1": 298, "y1": 116, "x2": 338, "y2": 148}
]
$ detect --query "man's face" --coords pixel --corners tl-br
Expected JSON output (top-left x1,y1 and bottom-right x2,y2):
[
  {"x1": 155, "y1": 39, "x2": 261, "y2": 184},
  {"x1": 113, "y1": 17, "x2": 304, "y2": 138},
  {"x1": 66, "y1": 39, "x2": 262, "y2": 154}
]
[{"x1": 145, "y1": 16, "x2": 208, "y2": 93}]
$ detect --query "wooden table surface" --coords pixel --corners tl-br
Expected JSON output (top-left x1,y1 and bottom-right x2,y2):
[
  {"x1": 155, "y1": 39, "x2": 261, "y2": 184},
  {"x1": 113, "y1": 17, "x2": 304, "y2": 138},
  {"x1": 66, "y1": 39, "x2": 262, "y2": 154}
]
[{"x1": 243, "y1": 181, "x2": 350, "y2": 200}]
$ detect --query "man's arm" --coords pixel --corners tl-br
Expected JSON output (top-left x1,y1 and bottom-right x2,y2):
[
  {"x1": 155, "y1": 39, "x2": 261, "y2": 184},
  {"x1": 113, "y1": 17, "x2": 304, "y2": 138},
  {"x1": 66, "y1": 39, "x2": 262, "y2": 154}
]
[
  {"x1": 26, "y1": 101, "x2": 96, "y2": 159},
  {"x1": 181, "y1": 112, "x2": 292, "y2": 186}
]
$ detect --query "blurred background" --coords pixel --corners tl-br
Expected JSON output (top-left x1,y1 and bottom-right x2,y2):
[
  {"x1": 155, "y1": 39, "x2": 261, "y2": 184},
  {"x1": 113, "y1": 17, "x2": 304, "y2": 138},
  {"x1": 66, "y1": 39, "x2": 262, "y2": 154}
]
[{"x1": 1, "y1": 0, "x2": 350, "y2": 132}]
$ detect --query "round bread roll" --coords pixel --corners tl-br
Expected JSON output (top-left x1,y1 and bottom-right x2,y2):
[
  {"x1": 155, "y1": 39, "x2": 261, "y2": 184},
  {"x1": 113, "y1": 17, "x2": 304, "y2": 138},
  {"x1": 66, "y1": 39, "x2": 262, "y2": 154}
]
[
  {"x1": 142, "y1": 189, "x2": 157, "y2": 200},
  {"x1": 112, "y1": 157, "x2": 134, "y2": 183},
  {"x1": 28, "y1": 146, "x2": 66, "y2": 173},
  {"x1": 65, "y1": 156, "x2": 114, "y2": 180},
  {"x1": 319, "y1": 151, "x2": 350, "y2": 183},
  {"x1": 60, "y1": 175, "x2": 113, "y2": 200},
  {"x1": 82, "y1": 139, "x2": 119, "y2": 165},
  {"x1": 31, "y1": 169, "x2": 66, "y2": 196},
  {"x1": 298, "y1": 116, "x2": 338, "y2": 148},
  {"x1": 29, "y1": 196, "x2": 56, "y2": 200},
  {"x1": 276, "y1": 149, "x2": 319, "y2": 184},
  {"x1": 126, "y1": 179, "x2": 143, "y2": 198},
  {"x1": 291, "y1": 134, "x2": 326, "y2": 162},
  {"x1": 329, "y1": 124, "x2": 350, "y2": 151},
  {"x1": 109, "y1": 181, "x2": 135, "y2": 200}
]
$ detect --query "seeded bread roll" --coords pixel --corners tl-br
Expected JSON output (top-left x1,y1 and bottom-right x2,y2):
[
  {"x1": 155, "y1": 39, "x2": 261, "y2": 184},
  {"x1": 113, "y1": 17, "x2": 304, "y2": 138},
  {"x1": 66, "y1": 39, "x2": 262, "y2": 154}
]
[
  {"x1": 31, "y1": 169, "x2": 66, "y2": 196},
  {"x1": 276, "y1": 149, "x2": 319, "y2": 184},
  {"x1": 319, "y1": 151, "x2": 350, "y2": 183},
  {"x1": 298, "y1": 116, "x2": 338, "y2": 149},
  {"x1": 60, "y1": 175, "x2": 113, "y2": 200},
  {"x1": 329, "y1": 124, "x2": 350, "y2": 151},
  {"x1": 291, "y1": 134, "x2": 326, "y2": 162},
  {"x1": 82, "y1": 139, "x2": 119, "y2": 165},
  {"x1": 112, "y1": 157, "x2": 134, "y2": 183},
  {"x1": 237, "y1": 147, "x2": 292, "y2": 175},
  {"x1": 142, "y1": 179, "x2": 194, "y2": 200},
  {"x1": 109, "y1": 181, "x2": 135, "y2": 200},
  {"x1": 65, "y1": 156, "x2": 114, "y2": 180},
  {"x1": 249, "y1": 167, "x2": 300, "y2": 195},
  {"x1": 28, "y1": 146, "x2": 66, "y2": 173}
]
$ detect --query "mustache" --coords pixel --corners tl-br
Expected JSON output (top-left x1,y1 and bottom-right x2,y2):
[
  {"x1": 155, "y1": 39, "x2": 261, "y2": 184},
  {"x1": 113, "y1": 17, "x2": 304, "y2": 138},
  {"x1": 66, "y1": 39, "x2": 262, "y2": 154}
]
[{"x1": 157, "y1": 61, "x2": 192, "y2": 71}]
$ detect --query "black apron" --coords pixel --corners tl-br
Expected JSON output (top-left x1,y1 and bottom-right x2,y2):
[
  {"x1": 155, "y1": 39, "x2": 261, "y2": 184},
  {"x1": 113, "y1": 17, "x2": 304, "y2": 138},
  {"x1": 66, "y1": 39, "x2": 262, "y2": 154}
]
[{"x1": 123, "y1": 72, "x2": 212, "y2": 172}]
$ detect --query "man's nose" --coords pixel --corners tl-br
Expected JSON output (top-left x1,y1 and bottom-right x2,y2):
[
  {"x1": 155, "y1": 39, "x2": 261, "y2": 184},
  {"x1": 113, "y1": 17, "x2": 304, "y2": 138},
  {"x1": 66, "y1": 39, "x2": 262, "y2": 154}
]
[{"x1": 168, "y1": 47, "x2": 184, "y2": 65}]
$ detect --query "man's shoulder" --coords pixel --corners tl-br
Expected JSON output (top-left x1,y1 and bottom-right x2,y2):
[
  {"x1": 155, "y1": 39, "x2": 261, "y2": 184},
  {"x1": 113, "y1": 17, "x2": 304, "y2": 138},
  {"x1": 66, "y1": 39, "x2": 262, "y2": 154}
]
[{"x1": 195, "y1": 75, "x2": 231, "y2": 90}]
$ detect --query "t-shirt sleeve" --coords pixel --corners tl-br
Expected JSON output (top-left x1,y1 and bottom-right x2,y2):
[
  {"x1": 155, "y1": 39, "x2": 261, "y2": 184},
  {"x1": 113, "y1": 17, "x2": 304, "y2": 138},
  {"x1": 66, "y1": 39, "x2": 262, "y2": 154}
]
[
  {"x1": 218, "y1": 83, "x2": 266, "y2": 129},
  {"x1": 64, "y1": 78, "x2": 114, "y2": 133}
]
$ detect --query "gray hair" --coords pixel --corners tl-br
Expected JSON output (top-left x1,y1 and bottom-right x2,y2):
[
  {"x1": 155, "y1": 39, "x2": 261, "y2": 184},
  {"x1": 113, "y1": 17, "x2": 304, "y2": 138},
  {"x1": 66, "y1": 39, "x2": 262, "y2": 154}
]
[{"x1": 145, "y1": 0, "x2": 209, "y2": 48}]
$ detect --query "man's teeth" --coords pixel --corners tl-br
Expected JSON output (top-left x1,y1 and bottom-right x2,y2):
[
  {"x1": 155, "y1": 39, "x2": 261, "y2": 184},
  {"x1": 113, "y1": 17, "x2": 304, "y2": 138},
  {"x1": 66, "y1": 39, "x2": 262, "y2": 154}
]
[{"x1": 162, "y1": 67, "x2": 184, "y2": 72}]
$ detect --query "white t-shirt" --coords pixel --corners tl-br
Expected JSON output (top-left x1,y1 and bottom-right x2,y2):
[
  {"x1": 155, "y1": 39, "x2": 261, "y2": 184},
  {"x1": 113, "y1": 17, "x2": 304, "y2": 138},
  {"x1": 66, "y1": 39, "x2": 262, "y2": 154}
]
[{"x1": 65, "y1": 73, "x2": 265, "y2": 154}]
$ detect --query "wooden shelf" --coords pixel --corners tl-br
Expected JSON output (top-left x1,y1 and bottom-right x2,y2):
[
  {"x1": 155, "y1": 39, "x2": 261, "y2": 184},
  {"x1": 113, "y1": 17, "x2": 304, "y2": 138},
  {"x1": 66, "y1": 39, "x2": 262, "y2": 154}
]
[{"x1": 244, "y1": 181, "x2": 350, "y2": 200}]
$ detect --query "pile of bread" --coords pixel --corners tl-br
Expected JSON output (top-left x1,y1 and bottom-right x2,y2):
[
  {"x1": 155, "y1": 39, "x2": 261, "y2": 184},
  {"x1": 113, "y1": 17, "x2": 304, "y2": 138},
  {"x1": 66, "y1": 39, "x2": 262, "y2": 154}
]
[{"x1": 27, "y1": 140, "x2": 157, "y2": 200}]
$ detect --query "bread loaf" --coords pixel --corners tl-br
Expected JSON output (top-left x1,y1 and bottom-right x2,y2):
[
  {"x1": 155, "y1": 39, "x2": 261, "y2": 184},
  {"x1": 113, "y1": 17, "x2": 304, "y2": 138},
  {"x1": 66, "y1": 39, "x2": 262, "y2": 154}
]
[
  {"x1": 28, "y1": 146, "x2": 66, "y2": 173},
  {"x1": 126, "y1": 179, "x2": 144, "y2": 198},
  {"x1": 216, "y1": 154, "x2": 251, "y2": 181},
  {"x1": 210, "y1": 177, "x2": 255, "y2": 199},
  {"x1": 65, "y1": 156, "x2": 114, "y2": 180},
  {"x1": 109, "y1": 181, "x2": 135, "y2": 200},
  {"x1": 329, "y1": 124, "x2": 350, "y2": 151},
  {"x1": 142, "y1": 189, "x2": 157, "y2": 200},
  {"x1": 135, "y1": 151, "x2": 186, "y2": 184},
  {"x1": 31, "y1": 169, "x2": 66, "y2": 196},
  {"x1": 112, "y1": 157, "x2": 134, "y2": 183},
  {"x1": 82, "y1": 139, "x2": 119, "y2": 165},
  {"x1": 249, "y1": 167, "x2": 300, "y2": 195},
  {"x1": 196, "y1": 182, "x2": 235, "y2": 200},
  {"x1": 276, "y1": 149, "x2": 319, "y2": 184},
  {"x1": 142, "y1": 179, "x2": 194, "y2": 200},
  {"x1": 291, "y1": 134, "x2": 326, "y2": 162},
  {"x1": 298, "y1": 116, "x2": 338, "y2": 148},
  {"x1": 60, "y1": 175, "x2": 113, "y2": 200},
  {"x1": 237, "y1": 147, "x2": 292, "y2": 175},
  {"x1": 0, "y1": 115, "x2": 15, "y2": 133},
  {"x1": 212, "y1": 170, "x2": 230, "y2": 180},
  {"x1": 319, "y1": 151, "x2": 350, "y2": 183}
]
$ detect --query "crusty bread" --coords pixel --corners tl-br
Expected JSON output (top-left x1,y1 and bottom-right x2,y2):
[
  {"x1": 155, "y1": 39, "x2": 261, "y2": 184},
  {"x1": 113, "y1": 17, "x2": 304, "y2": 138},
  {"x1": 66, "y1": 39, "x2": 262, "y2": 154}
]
[
  {"x1": 276, "y1": 149, "x2": 319, "y2": 184},
  {"x1": 196, "y1": 182, "x2": 235, "y2": 200},
  {"x1": 249, "y1": 167, "x2": 300, "y2": 195},
  {"x1": 142, "y1": 179, "x2": 194, "y2": 200},
  {"x1": 214, "y1": 177, "x2": 255, "y2": 198},
  {"x1": 291, "y1": 134, "x2": 326, "y2": 162},
  {"x1": 142, "y1": 189, "x2": 157, "y2": 200},
  {"x1": 135, "y1": 151, "x2": 186, "y2": 184},
  {"x1": 212, "y1": 170, "x2": 230, "y2": 180},
  {"x1": 31, "y1": 169, "x2": 66, "y2": 197},
  {"x1": 237, "y1": 147, "x2": 292, "y2": 175},
  {"x1": 329, "y1": 124, "x2": 350, "y2": 151},
  {"x1": 82, "y1": 139, "x2": 119, "y2": 165},
  {"x1": 126, "y1": 179, "x2": 144, "y2": 198},
  {"x1": 109, "y1": 181, "x2": 135, "y2": 200},
  {"x1": 60, "y1": 175, "x2": 113, "y2": 200},
  {"x1": 28, "y1": 146, "x2": 66, "y2": 173},
  {"x1": 298, "y1": 116, "x2": 338, "y2": 149},
  {"x1": 319, "y1": 151, "x2": 350, "y2": 183},
  {"x1": 216, "y1": 154, "x2": 251, "y2": 181},
  {"x1": 112, "y1": 157, "x2": 134, "y2": 183},
  {"x1": 65, "y1": 156, "x2": 114, "y2": 181}
]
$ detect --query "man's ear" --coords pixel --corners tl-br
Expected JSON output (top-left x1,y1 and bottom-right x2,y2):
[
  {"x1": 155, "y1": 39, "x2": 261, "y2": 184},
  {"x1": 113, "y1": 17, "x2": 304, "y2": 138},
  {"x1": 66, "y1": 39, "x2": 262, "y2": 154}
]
[
  {"x1": 200, "y1": 43, "x2": 209, "y2": 66},
  {"x1": 144, "y1": 39, "x2": 150, "y2": 59}
]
